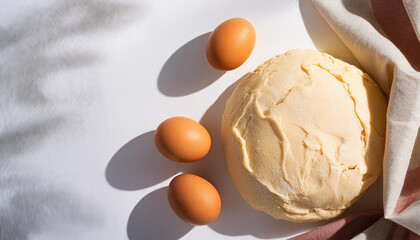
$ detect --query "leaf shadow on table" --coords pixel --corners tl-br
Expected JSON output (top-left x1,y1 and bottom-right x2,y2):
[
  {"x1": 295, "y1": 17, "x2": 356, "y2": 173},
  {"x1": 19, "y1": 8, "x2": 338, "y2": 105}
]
[
  {"x1": 157, "y1": 32, "x2": 226, "y2": 97},
  {"x1": 127, "y1": 187, "x2": 193, "y2": 240},
  {"x1": 0, "y1": 0, "x2": 140, "y2": 239}
]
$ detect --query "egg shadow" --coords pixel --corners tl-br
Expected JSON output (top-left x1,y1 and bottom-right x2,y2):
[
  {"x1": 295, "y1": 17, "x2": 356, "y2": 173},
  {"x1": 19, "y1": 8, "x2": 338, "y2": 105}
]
[
  {"x1": 197, "y1": 82, "x2": 326, "y2": 238},
  {"x1": 105, "y1": 131, "x2": 197, "y2": 191},
  {"x1": 157, "y1": 32, "x2": 226, "y2": 97},
  {"x1": 127, "y1": 187, "x2": 194, "y2": 240}
]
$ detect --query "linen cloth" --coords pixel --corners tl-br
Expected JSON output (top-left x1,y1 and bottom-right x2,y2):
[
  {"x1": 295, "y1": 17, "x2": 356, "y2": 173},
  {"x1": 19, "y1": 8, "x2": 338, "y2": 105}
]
[{"x1": 293, "y1": 0, "x2": 420, "y2": 239}]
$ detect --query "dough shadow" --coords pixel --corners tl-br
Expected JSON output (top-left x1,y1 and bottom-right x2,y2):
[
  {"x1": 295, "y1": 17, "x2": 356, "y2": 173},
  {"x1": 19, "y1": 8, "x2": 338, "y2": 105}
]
[
  {"x1": 199, "y1": 82, "x2": 326, "y2": 238},
  {"x1": 157, "y1": 32, "x2": 225, "y2": 97},
  {"x1": 344, "y1": 179, "x2": 383, "y2": 216},
  {"x1": 298, "y1": 0, "x2": 360, "y2": 68},
  {"x1": 127, "y1": 187, "x2": 193, "y2": 240},
  {"x1": 105, "y1": 131, "x2": 198, "y2": 191}
]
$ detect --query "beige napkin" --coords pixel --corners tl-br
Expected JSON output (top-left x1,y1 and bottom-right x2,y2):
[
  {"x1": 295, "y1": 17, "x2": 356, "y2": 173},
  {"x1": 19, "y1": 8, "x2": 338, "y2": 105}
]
[{"x1": 293, "y1": 0, "x2": 420, "y2": 239}]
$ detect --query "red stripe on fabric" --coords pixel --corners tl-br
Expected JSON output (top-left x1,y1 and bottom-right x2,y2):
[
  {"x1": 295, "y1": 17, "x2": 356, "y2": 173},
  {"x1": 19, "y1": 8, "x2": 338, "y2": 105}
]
[
  {"x1": 289, "y1": 209, "x2": 383, "y2": 240},
  {"x1": 371, "y1": 0, "x2": 420, "y2": 71},
  {"x1": 393, "y1": 167, "x2": 420, "y2": 215},
  {"x1": 388, "y1": 222, "x2": 420, "y2": 240}
]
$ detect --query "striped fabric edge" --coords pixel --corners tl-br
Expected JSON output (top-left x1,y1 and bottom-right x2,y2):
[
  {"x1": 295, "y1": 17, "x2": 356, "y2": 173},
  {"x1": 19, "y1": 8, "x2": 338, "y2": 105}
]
[{"x1": 371, "y1": 0, "x2": 420, "y2": 71}]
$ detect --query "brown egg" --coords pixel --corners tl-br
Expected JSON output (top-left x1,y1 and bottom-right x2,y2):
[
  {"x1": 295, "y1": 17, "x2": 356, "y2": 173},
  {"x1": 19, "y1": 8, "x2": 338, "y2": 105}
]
[
  {"x1": 168, "y1": 174, "x2": 221, "y2": 225},
  {"x1": 206, "y1": 18, "x2": 256, "y2": 71},
  {"x1": 154, "y1": 117, "x2": 211, "y2": 163}
]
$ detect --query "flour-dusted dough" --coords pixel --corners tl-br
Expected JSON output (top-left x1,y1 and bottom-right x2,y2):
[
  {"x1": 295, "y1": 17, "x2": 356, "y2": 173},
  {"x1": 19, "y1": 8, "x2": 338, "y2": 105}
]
[{"x1": 221, "y1": 49, "x2": 387, "y2": 222}]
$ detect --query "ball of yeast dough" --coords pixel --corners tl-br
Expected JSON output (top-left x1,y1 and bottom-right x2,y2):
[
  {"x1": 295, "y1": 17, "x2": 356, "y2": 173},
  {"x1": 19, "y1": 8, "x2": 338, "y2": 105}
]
[{"x1": 221, "y1": 49, "x2": 387, "y2": 222}]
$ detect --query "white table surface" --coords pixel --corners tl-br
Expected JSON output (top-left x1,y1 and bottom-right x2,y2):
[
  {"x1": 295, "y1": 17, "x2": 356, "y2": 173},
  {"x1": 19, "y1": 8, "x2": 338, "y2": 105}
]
[{"x1": 0, "y1": 0, "x2": 382, "y2": 239}]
